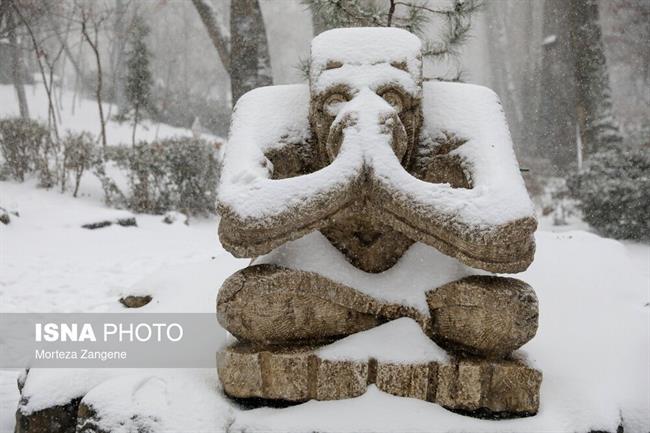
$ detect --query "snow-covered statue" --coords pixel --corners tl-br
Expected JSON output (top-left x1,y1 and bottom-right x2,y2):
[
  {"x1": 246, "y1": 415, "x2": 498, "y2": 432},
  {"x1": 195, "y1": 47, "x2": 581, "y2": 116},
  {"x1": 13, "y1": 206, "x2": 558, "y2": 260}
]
[{"x1": 217, "y1": 28, "x2": 542, "y2": 418}]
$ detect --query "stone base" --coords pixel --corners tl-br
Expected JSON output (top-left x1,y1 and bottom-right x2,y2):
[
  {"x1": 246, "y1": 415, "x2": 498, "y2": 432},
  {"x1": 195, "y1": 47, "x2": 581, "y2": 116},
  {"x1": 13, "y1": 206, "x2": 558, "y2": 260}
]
[{"x1": 217, "y1": 342, "x2": 542, "y2": 418}]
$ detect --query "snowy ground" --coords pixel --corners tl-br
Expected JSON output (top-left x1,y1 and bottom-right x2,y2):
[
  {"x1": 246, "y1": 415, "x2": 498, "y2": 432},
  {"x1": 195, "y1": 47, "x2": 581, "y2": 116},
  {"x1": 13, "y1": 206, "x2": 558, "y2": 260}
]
[
  {"x1": 1, "y1": 85, "x2": 649, "y2": 432},
  {"x1": 0, "y1": 84, "x2": 217, "y2": 145},
  {"x1": 1, "y1": 177, "x2": 648, "y2": 433}
]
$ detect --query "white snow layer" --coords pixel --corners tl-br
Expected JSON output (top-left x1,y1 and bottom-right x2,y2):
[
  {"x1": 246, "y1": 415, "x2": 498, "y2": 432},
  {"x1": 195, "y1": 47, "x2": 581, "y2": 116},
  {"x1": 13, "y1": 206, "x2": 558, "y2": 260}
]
[
  {"x1": 254, "y1": 231, "x2": 480, "y2": 315},
  {"x1": 3, "y1": 178, "x2": 649, "y2": 433},
  {"x1": 317, "y1": 318, "x2": 450, "y2": 364},
  {"x1": 0, "y1": 84, "x2": 220, "y2": 146},
  {"x1": 218, "y1": 80, "x2": 534, "y2": 230}
]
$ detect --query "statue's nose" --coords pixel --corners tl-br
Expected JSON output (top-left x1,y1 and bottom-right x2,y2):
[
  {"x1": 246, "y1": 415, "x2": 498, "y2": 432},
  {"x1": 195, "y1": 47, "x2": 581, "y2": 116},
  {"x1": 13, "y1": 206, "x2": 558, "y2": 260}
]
[{"x1": 326, "y1": 89, "x2": 408, "y2": 163}]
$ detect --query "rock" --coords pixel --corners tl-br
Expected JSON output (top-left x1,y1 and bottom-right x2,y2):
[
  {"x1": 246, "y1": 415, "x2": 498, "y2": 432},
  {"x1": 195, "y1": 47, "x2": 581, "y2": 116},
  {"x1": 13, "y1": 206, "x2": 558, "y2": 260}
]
[
  {"x1": 14, "y1": 397, "x2": 81, "y2": 433},
  {"x1": 82, "y1": 217, "x2": 137, "y2": 230},
  {"x1": 119, "y1": 295, "x2": 152, "y2": 308},
  {"x1": 217, "y1": 264, "x2": 430, "y2": 344},
  {"x1": 217, "y1": 342, "x2": 541, "y2": 418},
  {"x1": 0, "y1": 210, "x2": 10, "y2": 225},
  {"x1": 427, "y1": 276, "x2": 538, "y2": 358},
  {"x1": 162, "y1": 211, "x2": 188, "y2": 225},
  {"x1": 81, "y1": 221, "x2": 112, "y2": 229},
  {"x1": 115, "y1": 217, "x2": 137, "y2": 227}
]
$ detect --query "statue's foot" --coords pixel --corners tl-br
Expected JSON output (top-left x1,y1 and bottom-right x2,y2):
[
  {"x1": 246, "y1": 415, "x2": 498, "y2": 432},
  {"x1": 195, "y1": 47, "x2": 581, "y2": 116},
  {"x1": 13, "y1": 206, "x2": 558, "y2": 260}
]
[
  {"x1": 218, "y1": 265, "x2": 538, "y2": 359},
  {"x1": 217, "y1": 264, "x2": 429, "y2": 344},
  {"x1": 427, "y1": 276, "x2": 539, "y2": 358}
]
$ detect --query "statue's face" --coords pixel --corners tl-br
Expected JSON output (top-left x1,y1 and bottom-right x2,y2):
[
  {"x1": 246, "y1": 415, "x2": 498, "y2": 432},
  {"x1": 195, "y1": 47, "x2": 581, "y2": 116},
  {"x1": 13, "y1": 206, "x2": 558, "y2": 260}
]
[{"x1": 309, "y1": 29, "x2": 423, "y2": 168}]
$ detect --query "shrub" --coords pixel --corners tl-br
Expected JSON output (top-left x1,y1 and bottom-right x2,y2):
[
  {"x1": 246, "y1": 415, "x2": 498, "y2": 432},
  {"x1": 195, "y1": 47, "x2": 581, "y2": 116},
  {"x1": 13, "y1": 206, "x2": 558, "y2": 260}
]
[
  {"x1": 62, "y1": 131, "x2": 96, "y2": 197},
  {"x1": 110, "y1": 137, "x2": 220, "y2": 215},
  {"x1": 567, "y1": 146, "x2": 650, "y2": 241},
  {"x1": 0, "y1": 118, "x2": 49, "y2": 182}
]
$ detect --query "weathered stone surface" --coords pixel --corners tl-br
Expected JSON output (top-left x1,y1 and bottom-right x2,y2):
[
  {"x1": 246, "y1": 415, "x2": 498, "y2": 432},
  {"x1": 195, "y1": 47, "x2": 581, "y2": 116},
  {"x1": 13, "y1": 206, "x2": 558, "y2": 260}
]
[
  {"x1": 219, "y1": 190, "x2": 536, "y2": 274},
  {"x1": 218, "y1": 266, "x2": 539, "y2": 357},
  {"x1": 375, "y1": 362, "x2": 431, "y2": 400},
  {"x1": 76, "y1": 403, "x2": 110, "y2": 433},
  {"x1": 437, "y1": 358, "x2": 542, "y2": 416},
  {"x1": 217, "y1": 344, "x2": 265, "y2": 399},
  {"x1": 217, "y1": 264, "x2": 429, "y2": 344},
  {"x1": 320, "y1": 204, "x2": 415, "y2": 273},
  {"x1": 14, "y1": 398, "x2": 81, "y2": 433},
  {"x1": 217, "y1": 342, "x2": 541, "y2": 418},
  {"x1": 427, "y1": 276, "x2": 539, "y2": 358},
  {"x1": 314, "y1": 358, "x2": 368, "y2": 400}
]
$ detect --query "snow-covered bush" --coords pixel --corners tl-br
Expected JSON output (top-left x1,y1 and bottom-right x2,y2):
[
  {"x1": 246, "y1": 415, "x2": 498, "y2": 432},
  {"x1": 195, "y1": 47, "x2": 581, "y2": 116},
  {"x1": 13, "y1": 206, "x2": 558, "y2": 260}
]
[
  {"x1": 62, "y1": 131, "x2": 96, "y2": 197},
  {"x1": 567, "y1": 146, "x2": 650, "y2": 240},
  {"x1": 111, "y1": 137, "x2": 219, "y2": 215},
  {"x1": 0, "y1": 118, "x2": 50, "y2": 183}
]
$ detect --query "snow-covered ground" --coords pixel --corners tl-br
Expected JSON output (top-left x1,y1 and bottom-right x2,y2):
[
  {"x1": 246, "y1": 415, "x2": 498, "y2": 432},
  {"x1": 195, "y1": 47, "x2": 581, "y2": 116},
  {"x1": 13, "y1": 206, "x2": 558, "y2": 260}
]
[
  {"x1": 1, "y1": 84, "x2": 649, "y2": 432},
  {"x1": 1, "y1": 178, "x2": 648, "y2": 433},
  {"x1": 0, "y1": 84, "x2": 217, "y2": 145}
]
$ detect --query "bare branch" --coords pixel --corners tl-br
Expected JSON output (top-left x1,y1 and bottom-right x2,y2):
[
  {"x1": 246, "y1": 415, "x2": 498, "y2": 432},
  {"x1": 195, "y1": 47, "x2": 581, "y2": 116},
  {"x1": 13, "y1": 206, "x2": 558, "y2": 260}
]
[{"x1": 191, "y1": 0, "x2": 230, "y2": 73}]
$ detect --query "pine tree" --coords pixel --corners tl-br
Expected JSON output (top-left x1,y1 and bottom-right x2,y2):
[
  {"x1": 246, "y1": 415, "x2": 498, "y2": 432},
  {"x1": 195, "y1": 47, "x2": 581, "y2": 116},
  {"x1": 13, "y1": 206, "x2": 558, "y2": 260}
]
[
  {"x1": 125, "y1": 15, "x2": 153, "y2": 146},
  {"x1": 303, "y1": 0, "x2": 482, "y2": 81}
]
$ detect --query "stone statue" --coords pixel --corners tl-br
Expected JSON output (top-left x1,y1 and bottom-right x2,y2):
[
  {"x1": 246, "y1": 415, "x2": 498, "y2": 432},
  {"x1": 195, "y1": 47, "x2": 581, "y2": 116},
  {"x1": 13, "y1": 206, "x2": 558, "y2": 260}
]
[{"x1": 216, "y1": 27, "x2": 541, "y2": 418}]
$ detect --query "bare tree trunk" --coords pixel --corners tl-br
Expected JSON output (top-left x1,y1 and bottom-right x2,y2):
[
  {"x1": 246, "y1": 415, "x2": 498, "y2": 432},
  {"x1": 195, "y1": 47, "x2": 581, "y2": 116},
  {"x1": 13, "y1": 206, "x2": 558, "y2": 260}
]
[
  {"x1": 81, "y1": 20, "x2": 107, "y2": 149},
  {"x1": 253, "y1": 1, "x2": 272, "y2": 88},
  {"x1": 44, "y1": 1, "x2": 93, "y2": 93},
  {"x1": 193, "y1": 0, "x2": 272, "y2": 107},
  {"x1": 132, "y1": 105, "x2": 139, "y2": 146},
  {"x1": 110, "y1": 0, "x2": 128, "y2": 111},
  {"x1": 71, "y1": 31, "x2": 84, "y2": 115},
  {"x1": 538, "y1": 0, "x2": 577, "y2": 172},
  {"x1": 13, "y1": 3, "x2": 59, "y2": 141},
  {"x1": 6, "y1": 9, "x2": 29, "y2": 119},
  {"x1": 230, "y1": 0, "x2": 272, "y2": 105},
  {"x1": 192, "y1": 0, "x2": 230, "y2": 73},
  {"x1": 230, "y1": 0, "x2": 257, "y2": 105},
  {"x1": 569, "y1": 0, "x2": 622, "y2": 155}
]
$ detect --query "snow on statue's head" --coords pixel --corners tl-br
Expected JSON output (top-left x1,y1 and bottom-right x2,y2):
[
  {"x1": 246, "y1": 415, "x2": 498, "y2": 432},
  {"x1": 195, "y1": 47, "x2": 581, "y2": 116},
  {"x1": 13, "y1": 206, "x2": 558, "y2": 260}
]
[{"x1": 309, "y1": 27, "x2": 423, "y2": 167}]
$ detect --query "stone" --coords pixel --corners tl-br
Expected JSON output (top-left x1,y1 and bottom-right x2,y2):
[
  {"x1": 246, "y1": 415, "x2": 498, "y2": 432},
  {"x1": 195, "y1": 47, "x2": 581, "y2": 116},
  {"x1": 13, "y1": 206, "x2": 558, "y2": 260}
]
[
  {"x1": 217, "y1": 264, "x2": 430, "y2": 344},
  {"x1": 14, "y1": 398, "x2": 81, "y2": 433},
  {"x1": 217, "y1": 29, "x2": 538, "y2": 275},
  {"x1": 119, "y1": 295, "x2": 152, "y2": 308},
  {"x1": 214, "y1": 27, "x2": 543, "y2": 423},
  {"x1": 427, "y1": 276, "x2": 539, "y2": 358},
  {"x1": 81, "y1": 217, "x2": 137, "y2": 230},
  {"x1": 217, "y1": 342, "x2": 541, "y2": 418},
  {"x1": 0, "y1": 209, "x2": 10, "y2": 225}
]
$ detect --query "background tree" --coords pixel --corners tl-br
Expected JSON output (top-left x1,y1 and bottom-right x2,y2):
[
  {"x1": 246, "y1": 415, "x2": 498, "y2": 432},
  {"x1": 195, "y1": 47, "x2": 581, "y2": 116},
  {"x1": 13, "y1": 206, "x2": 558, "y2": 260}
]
[
  {"x1": 303, "y1": 0, "x2": 482, "y2": 81},
  {"x1": 192, "y1": 0, "x2": 273, "y2": 106},
  {"x1": 537, "y1": 0, "x2": 622, "y2": 171},
  {"x1": 0, "y1": 1, "x2": 30, "y2": 119},
  {"x1": 124, "y1": 15, "x2": 153, "y2": 145}
]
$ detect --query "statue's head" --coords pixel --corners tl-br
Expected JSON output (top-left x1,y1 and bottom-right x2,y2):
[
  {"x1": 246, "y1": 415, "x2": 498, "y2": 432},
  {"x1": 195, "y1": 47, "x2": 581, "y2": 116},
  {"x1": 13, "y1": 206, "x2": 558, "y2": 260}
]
[{"x1": 309, "y1": 27, "x2": 423, "y2": 168}]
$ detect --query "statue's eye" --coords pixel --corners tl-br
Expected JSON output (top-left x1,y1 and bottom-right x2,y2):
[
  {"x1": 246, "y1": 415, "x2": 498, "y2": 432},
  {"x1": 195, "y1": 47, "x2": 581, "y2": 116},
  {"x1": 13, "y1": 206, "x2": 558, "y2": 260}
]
[
  {"x1": 381, "y1": 91, "x2": 404, "y2": 113},
  {"x1": 323, "y1": 93, "x2": 348, "y2": 116}
]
